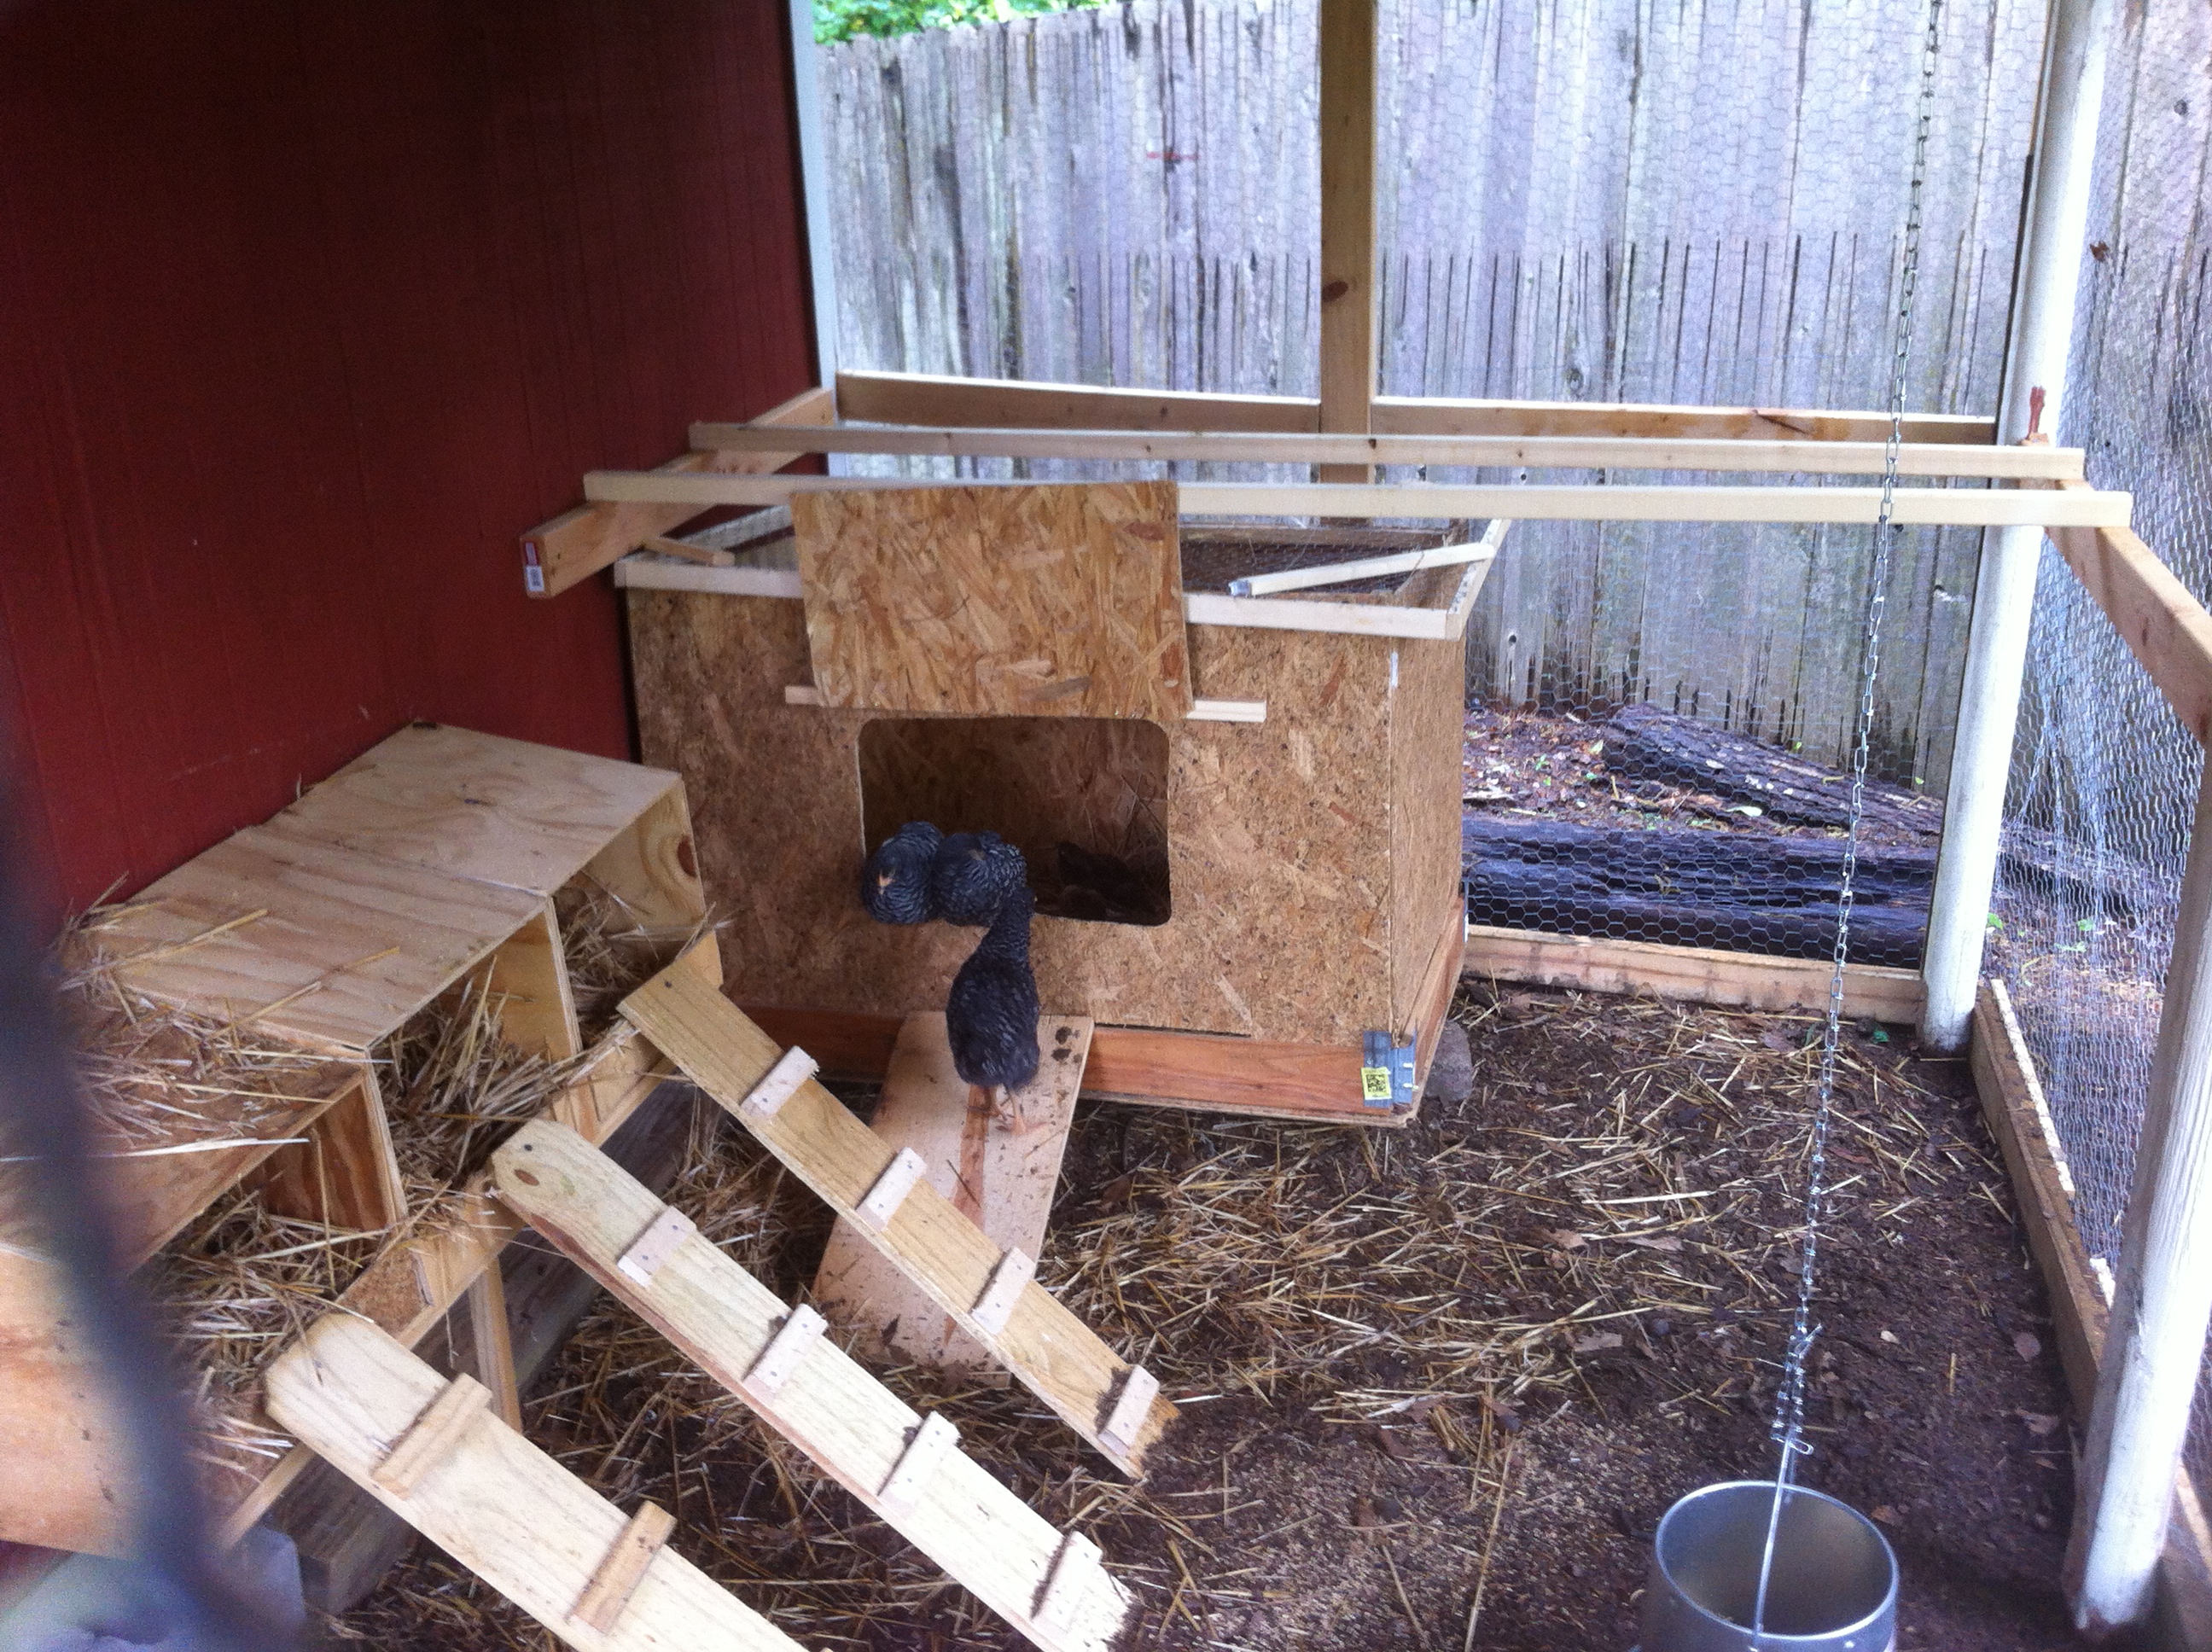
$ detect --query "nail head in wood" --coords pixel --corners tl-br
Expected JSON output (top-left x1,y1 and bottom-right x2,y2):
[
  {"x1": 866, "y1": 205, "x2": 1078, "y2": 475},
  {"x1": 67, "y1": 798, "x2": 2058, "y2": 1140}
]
[
  {"x1": 571, "y1": 1499, "x2": 677, "y2": 1633},
  {"x1": 856, "y1": 1146, "x2": 929, "y2": 1231},
  {"x1": 740, "y1": 1304, "x2": 829, "y2": 1405},
  {"x1": 878, "y1": 1411, "x2": 959, "y2": 1513},
  {"x1": 371, "y1": 1372, "x2": 492, "y2": 1497},
  {"x1": 1099, "y1": 1364, "x2": 1160, "y2": 1460},
  {"x1": 740, "y1": 1045, "x2": 818, "y2": 1120},
  {"x1": 1033, "y1": 1530, "x2": 1104, "y2": 1632},
  {"x1": 971, "y1": 1246, "x2": 1035, "y2": 1335},
  {"x1": 615, "y1": 1204, "x2": 697, "y2": 1288}
]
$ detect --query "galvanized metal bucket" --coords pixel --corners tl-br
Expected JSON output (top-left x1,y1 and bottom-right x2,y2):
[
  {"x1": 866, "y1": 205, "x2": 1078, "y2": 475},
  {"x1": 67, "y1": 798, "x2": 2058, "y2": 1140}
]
[{"x1": 1639, "y1": 1481, "x2": 1898, "y2": 1652}]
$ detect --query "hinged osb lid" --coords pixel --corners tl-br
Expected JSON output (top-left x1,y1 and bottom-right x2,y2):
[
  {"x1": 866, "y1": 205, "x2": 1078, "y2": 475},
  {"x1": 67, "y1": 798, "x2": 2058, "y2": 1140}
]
[{"x1": 791, "y1": 481, "x2": 1194, "y2": 721}]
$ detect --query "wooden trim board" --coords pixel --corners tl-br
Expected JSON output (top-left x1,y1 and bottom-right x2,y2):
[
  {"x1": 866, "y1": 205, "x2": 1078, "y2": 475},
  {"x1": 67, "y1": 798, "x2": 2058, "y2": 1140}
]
[
  {"x1": 491, "y1": 1120, "x2": 1132, "y2": 1652},
  {"x1": 1463, "y1": 923, "x2": 1926, "y2": 1023},
  {"x1": 832, "y1": 370, "x2": 1997, "y2": 445},
  {"x1": 583, "y1": 470, "x2": 2131, "y2": 529},
  {"x1": 619, "y1": 964, "x2": 1179, "y2": 1475},
  {"x1": 1316, "y1": 0, "x2": 1377, "y2": 481},
  {"x1": 690, "y1": 422, "x2": 2081, "y2": 480},
  {"x1": 1970, "y1": 980, "x2": 2212, "y2": 1652},
  {"x1": 265, "y1": 1314, "x2": 806, "y2": 1651},
  {"x1": 813, "y1": 1014, "x2": 1091, "y2": 1378},
  {"x1": 521, "y1": 386, "x2": 833, "y2": 600}
]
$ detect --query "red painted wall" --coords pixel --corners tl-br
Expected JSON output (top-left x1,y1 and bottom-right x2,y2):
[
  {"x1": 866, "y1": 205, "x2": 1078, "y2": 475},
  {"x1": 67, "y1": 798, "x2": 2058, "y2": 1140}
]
[{"x1": 0, "y1": 0, "x2": 816, "y2": 920}]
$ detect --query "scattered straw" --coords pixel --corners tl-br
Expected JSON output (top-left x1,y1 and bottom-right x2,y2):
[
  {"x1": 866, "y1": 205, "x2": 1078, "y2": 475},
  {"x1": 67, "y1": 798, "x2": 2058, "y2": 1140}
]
[{"x1": 556, "y1": 876, "x2": 715, "y2": 1042}]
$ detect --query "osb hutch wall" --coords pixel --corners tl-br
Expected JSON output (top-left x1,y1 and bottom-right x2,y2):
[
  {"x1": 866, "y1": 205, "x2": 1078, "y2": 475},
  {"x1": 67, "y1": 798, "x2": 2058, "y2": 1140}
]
[{"x1": 629, "y1": 566, "x2": 1464, "y2": 1048}]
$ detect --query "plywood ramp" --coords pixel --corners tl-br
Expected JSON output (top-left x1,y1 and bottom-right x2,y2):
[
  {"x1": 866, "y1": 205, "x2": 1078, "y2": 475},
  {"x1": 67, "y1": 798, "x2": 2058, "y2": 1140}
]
[
  {"x1": 492, "y1": 1121, "x2": 1132, "y2": 1652},
  {"x1": 620, "y1": 964, "x2": 1177, "y2": 1475},
  {"x1": 815, "y1": 1013, "x2": 1091, "y2": 1377},
  {"x1": 265, "y1": 1314, "x2": 802, "y2": 1652}
]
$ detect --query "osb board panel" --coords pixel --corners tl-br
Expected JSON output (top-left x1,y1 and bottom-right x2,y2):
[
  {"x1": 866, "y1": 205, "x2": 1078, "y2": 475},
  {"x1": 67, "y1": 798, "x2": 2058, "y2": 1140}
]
[
  {"x1": 0, "y1": 1250, "x2": 131, "y2": 1554},
  {"x1": 260, "y1": 723, "x2": 679, "y2": 899},
  {"x1": 105, "y1": 825, "x2": 546, "y2": 1054},
  {"x1": 1390, "y1": 567, "x2": 1472, "y2": 1038},
  {"x1": 791, "y1": 482, "x2": 1195, "y2": 722},
  {"x1": 626, "y1": 590, "x2": 1399, "y2": 1044}
]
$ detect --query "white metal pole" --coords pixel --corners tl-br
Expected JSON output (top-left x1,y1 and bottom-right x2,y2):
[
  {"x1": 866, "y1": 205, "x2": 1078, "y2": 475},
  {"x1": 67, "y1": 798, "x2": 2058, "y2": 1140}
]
[
  {"x1": 2074, "y1": 764, "x2": 2212, "y2": 1634},
  {"x1": 1918, "y1": 0, "x2": 2111, "y2": 1051}
]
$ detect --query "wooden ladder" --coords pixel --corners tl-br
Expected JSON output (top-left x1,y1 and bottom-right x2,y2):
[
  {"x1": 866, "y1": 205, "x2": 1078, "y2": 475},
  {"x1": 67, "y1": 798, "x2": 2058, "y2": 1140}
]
[
  {"x1": 265, "y1": 1313, "x2": 802, "y2": 1651},
  {"x1": 620, "y1": 963, "x2": 1178, "y2": 1475},
  {"x1": 490, "y1": 1119, "x2": 1133, "y2": 1652}
]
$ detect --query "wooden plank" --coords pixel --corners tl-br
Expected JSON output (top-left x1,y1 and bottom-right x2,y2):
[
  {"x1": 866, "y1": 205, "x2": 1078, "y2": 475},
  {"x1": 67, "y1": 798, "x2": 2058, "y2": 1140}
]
[
  {"x1": 370, "y1": 1373, "x2": 492, "y2": 1496},
  {"x1": 521, "y1": 385, "x2": 833, "y2": 600},
  {"x1": 640, "y1": 534, "x2": 736, "y2": 567},
  {"x1": 689, "y1": 422, "x2": 2081, "y2": 480},
  {"x1": 252, "y1": 1069, "x2": 405, "y2": 1234},
  {"x1": 263, "y1": 1315, "x2": 806, "y2": 1652},
  {"x1": 814, "y1": 1014, "x2": 1091, "y2": 1378},
  {"x1": 1371, "y1": 395, "x2": 1996, "y2": 445},
  {"x1": 1462, "y1": 923, "x2": 1926, "y2": 1023},
  {"x1": 263, "y1": 724, "x2": 683, "y2": 902},
  {"x1": 2041, "y1": 480, "x2": 2212, "y2": 745},
  {"x1": 490, "y1": 1120, "x2": 1135, "y2": 1652},
  {"x1": 464, "y1": 1268, "x2": 522, "y2": 1430},
  {"x1": 1968, "y1": 980, "x2": 2212, "y2": 1652},
  {"x1": 1317, "y1": 0, "x2": 1377, "y2": 481},
  {"x1": 572, "y1": 1502, "x2": 676, "y2": 1634},
  {"x1": 618, "y1": 966, "x2": 1177, "y2": 1475},
  {"x1": 483, "y1": 900, "x2": 584, "y2": 1062},
  {"x1": 834, "y1": 369, "x2": 1320, "y2": 433},
  {"x1": 792, "y1": 482, "x2": 1194, "y2": 721},
  {"x1": 584, "y1": 471, "x2": 2133, "y2": 529}
]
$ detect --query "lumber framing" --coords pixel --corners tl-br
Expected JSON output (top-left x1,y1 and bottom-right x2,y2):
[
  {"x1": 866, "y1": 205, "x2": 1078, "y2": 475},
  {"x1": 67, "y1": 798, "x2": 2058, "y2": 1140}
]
[
  {"x1": 491, "y1": 1120, "x2": 1132, "y2": 1652},
  {"x1": 520, "y1": 385, "x2": 833, "y2": 600},
  {"x1": 688, "y1": 422, "x2": 2082, "y2": 480},
  {"x1": 1317, "y1": 0, "x2": 1377, "y2": 482},
  {"x1": 617, "y1": 964, "x2": 1179, "y2": 1474},
  {"x1": 1462, "y1": 923, "x2": 1926, "y2": 1023},
  {"x1": 581, "y1": 469, "x2": 2132, "y2": 529},
  {"x1": 265, "y1": 1315, "x2": 806, "y2": 1652},
  {"x1": 1970, "y1": 982, "x2": 2212, "y2": 1652},
  {"x1": 830, "y1": 369, "x2": 1999, "y2": 445}
]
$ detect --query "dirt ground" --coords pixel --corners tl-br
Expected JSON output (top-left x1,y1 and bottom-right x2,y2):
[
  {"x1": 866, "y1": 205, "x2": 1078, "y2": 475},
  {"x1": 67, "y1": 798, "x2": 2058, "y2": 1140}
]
[{"x1": 341, "y1": 980, "x2": 2077, "y2": 1651}]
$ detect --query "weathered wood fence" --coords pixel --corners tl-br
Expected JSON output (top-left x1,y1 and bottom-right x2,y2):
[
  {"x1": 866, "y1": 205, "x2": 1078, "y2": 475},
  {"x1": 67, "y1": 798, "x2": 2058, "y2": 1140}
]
[{"x1": 820, "y1": 0, "x2": 2049, "y2": 783}]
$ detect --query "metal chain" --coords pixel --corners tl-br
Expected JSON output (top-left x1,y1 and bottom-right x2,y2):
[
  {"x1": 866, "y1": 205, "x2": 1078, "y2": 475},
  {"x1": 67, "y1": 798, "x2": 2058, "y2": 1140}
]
[{"x1": 1750, "y1": 2, "x2": 1944, "y2": 1639}]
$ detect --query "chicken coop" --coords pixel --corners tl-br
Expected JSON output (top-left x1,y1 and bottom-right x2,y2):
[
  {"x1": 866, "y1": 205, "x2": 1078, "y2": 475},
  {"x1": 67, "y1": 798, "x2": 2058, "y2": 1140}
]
[{"x1": 15, "y1": 0, "x2": 2212, "y2": 1649}]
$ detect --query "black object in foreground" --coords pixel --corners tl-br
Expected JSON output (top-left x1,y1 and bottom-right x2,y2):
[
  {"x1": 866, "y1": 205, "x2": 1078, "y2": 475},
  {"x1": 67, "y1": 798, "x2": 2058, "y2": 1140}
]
[
  {"x1": 859, "y1": 821, "x2": 946, "y2": 924},
  {"x1": 946, "y1": 886, "x2": 1041, "y2": 1091},
  {"x1": 930, "y1": 830, "x2": 1030, "y2": 928}
]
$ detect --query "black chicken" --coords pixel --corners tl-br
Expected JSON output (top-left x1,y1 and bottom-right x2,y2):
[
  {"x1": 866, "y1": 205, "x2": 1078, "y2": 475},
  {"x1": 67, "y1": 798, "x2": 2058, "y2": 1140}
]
[
  {"x1": 929, "y1": 830, "x2": 1029, "y2": 927},
  {"x1": 946, "y1": 884, "x2": 1041, "y2": 1095},
  {"x1": 859, "y1": 821, "x2": 945, "y2": 924}
]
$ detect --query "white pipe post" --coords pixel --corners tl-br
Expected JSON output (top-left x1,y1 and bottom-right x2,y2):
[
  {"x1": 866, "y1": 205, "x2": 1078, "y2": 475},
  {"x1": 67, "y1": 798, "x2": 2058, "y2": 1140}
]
[
  {"x1": 2073, "y1": 765, "x2": 2212, "y2": 1634},
  {"x1": 787, "y1": 0, "x2": 841, "y2": 394},
  {"x1": 1919, "y1": 0, "x2": 2111, "y2": 1051}
]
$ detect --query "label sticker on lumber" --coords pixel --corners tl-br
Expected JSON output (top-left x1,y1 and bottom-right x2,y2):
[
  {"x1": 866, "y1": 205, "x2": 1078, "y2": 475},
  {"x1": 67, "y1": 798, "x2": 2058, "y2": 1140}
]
[
  {"x1": 856, "y1": 1146, "x2": 929, "y2": 1231},
  {"x1": 1099, "y1": 1366, "x2": 1160, "y2": 1459},
  {"x1": 615, "y1": 1206, "x2": 697, "y2": 1287},
  {"x1": 879, "y1": 1412, "x2": 959, "y2": 1512},
  {"x1": 1034, "y1": 1531, "x2": 1104, "y2": 1633},
  {"x1": 742, "y1": 1046, "x2": 819, "y2": 1120},
  {"x1": 741, "y1": 1304, "x2": 828, "y2": 1404},
  {"x1": 373, "y1": 1373, "x2": 492, "y2": 1497},
  {"x1": 971, "y1": 1246, "x2": 1036, "y2": 1335},
  {"x1": 1359, "y1": 1066, "x2": 1394, "y2": 1103},
  {"x1": 521, "y1": 540, "x2": 546, "y2": 595}
]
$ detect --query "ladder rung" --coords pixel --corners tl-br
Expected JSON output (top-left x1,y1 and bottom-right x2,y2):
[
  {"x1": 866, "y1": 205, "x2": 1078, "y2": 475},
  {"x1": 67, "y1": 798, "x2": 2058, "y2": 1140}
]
[
  {"x1": 371, "y1": 1372, "x2": 492, "y2": 1497},
  {"x1": 971, "y1": 1246, "x2": 1035, "y2": 1335},
  {"x1": 1098, "y1": 1367, "x2": 1159, "y2": 1460},
  {"x1": 615, "y1": 1205, "x2": 697, "y2": 1287},
  {"x1": 741, "y1": 1045, "x2": 818, "y2": 1120},
  {"x1": 855, "y1": 1146, "x2": 929, "y2": 1231},
  {"x1": 571, "y1": 1499, "x2": 676, "y2": 1632},
  {"x1": 879, "y1": 1412, "x2": 960, "y2": 1513},
  {"x1": 741, "y1": 1304, "x2": 829, "y2": 1404}
]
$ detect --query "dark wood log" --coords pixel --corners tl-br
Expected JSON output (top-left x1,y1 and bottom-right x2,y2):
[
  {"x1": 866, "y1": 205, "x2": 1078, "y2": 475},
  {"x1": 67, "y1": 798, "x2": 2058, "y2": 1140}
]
[{"x1": 1462, "y1": 815, "x2": 1932, "y2": 968}]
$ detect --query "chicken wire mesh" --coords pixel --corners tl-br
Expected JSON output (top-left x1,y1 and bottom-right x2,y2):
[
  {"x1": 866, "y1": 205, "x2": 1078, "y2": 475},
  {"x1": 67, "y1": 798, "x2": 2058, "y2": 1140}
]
[{"x1": 1987, "y1": 0, "x2": 2212, "y2": 1475}]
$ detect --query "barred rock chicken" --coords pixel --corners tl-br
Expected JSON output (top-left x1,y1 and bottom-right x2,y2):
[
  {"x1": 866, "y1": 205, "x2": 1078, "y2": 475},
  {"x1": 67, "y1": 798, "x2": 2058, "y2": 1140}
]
[
  {"x1": 946, "y1": 883, "x2": 1040, "y2": 1099},
  {"x1": 859, "y1": 821, "x2": 945, "y2": 924},
  {"x1": 928, "y1": 830, "x2": 1029, "y2": 927}
]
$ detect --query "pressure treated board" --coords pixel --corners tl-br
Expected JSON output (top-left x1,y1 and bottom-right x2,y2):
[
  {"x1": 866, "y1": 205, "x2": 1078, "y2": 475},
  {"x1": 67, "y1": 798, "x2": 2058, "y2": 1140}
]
[
  {"x1": 264, "y1": 1315, "x2": 805, "y2": 1652},
  {"x1": 620, "y1": 966, "x2": 1177, "y2": 1475},
  {"x1": 791, "y1": 481, "x2": 1193, "y2": 721},
  {"x1": 492, "y1": 1121, "x2": 1132, "y2": 1652},
  {"x1": 815, "y1": 1014, "x2": 1091, "y2": 1376}
]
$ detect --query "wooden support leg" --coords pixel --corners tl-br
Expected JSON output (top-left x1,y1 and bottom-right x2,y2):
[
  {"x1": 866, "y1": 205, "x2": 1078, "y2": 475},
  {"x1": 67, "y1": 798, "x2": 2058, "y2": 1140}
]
[{"x1": 464, "y1": 1269, "x2": 523, "y2": 1430}]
